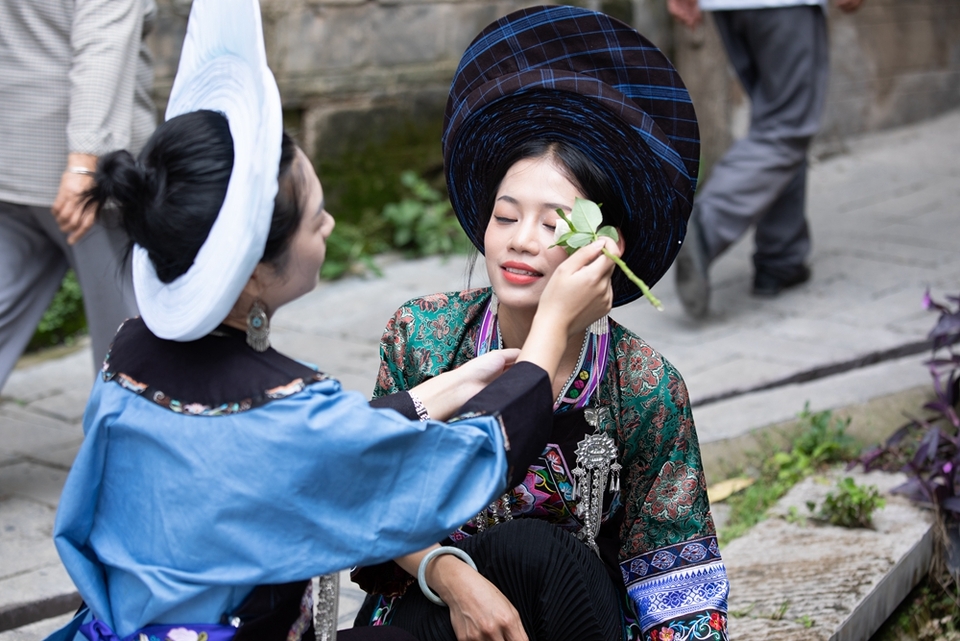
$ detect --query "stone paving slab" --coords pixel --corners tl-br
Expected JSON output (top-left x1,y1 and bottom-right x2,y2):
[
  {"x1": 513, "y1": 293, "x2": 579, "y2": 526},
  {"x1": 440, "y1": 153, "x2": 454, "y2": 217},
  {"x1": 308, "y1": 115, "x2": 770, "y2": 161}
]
[
  {"x1": 724, "y1": 470, "x2": 934, "y2": 641},
  {"x1": 693, "y1": 352, "x2": 932, "y2": 447}
]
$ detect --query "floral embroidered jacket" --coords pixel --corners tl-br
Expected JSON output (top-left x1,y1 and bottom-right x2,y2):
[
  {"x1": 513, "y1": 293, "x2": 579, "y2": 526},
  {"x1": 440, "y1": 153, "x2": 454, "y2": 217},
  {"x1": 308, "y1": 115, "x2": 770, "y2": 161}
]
[{"x1": 371, "y1": 289, "x2": 729, "y2": 641}]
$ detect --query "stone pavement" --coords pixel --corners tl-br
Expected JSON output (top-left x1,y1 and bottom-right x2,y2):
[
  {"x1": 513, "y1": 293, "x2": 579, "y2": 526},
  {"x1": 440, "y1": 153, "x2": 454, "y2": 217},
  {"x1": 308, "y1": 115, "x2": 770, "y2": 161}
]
[
  {"x1": 1, "y1": 107, "x2": 958, "y2": 637},
  {"x1": 725, "y1": 469, "x2": 935, "y2": 641}
]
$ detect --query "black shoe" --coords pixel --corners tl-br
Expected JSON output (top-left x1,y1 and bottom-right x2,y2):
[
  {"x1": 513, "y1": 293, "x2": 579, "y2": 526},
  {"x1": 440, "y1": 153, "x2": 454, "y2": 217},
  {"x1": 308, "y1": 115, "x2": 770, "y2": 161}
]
[
  {"x1": 675, "y1": 215, "x2": 710, "y2": 318},
  {"x1": 752, "y1": 265, "x2": 811, "y2": 297}
]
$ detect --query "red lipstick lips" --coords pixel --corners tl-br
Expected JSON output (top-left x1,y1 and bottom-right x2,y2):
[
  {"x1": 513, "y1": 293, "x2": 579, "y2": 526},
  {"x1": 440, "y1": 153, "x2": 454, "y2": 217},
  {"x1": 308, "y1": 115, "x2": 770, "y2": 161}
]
[{"x1": 501, "y1": 261, "x2": 543, "y2": 285}]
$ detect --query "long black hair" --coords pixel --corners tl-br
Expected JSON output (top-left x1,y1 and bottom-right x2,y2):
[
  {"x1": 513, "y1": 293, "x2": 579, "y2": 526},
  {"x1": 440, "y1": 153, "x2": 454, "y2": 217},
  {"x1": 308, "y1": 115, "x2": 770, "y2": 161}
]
[
  {"x1": 86, "y1": 110, "x2": 302, "y2": 283},
  {"x1": 480, "y1": 139, "x2": 624, "y2": 234}
]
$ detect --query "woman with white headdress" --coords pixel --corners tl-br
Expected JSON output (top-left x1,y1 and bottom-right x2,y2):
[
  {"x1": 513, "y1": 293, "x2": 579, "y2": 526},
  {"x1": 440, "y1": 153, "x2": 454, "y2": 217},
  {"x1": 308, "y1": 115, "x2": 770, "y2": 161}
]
[{"x1": 44, "y1": 2, "x2": 620, "y2": 640}]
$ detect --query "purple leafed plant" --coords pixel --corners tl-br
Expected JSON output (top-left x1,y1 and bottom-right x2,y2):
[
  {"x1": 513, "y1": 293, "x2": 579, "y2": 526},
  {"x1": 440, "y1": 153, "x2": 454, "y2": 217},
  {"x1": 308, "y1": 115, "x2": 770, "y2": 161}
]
[{"x1": 858, "y1": 290, "x2": 960, "y2": 518}]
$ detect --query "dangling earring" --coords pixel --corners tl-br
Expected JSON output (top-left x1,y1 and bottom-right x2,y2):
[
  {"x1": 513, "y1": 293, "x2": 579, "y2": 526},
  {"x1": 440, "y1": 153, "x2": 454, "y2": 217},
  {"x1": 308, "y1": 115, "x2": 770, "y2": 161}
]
[
  {"x1": 589, "y1": 314, "x2": 609, "y2": 336},
  {"x1": 246, "y1": 299, "x2": 270, "y2": 352}
]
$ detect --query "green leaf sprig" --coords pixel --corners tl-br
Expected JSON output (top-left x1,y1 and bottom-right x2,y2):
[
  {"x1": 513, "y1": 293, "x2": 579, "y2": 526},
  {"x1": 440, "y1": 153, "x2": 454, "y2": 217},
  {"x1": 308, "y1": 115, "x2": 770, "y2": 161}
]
[{"x1": 551, "y1": 197, "x2": 663, "y2": 311}]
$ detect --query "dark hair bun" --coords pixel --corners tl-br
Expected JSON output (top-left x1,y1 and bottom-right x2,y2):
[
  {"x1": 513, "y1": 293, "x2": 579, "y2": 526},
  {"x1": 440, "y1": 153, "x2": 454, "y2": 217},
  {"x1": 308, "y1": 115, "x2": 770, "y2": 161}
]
[
  {"x1": 84, "y1": 110, "x2": 303, "y2": 286},
  {"x1": 86, "y1": 110, "x2": 234, "y2": 283}
]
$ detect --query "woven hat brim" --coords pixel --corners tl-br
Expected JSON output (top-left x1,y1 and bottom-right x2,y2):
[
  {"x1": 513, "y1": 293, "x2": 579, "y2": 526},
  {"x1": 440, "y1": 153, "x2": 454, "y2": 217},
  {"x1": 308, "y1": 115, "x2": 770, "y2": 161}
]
[
  {"x1": 442, "y1": 5, "x2": 699, "y2": 306},
  {"x1": 447, "y1": 88, "x2": 686, "y2": 306}
]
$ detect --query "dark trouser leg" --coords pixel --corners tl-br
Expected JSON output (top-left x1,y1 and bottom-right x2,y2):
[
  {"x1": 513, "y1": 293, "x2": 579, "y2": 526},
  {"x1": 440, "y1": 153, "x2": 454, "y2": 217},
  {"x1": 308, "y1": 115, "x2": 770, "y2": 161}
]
[
  {"x1": 29, "y1": 204, "x2": 138, "y2": 371},
  {"x1": 753, "y1": 159, "x2": 811, "y2": 275},
  {"x1": 380, "y1": 520, "x2": 622, "y2": 641},
  {"x1": 696, "y1": 6, "x2": 828, "y2": 269},
  {"x1": 0, "y1": 202, "x2": 68, "y2": 391}
]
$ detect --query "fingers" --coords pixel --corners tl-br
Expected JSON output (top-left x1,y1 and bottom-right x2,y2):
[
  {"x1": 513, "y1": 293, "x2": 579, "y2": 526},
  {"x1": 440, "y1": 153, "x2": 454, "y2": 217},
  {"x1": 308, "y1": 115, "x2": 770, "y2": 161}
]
[
  {"x1": 67, "y1": 209, "x2": 96, "y2": 245},
  {"x1": 493, "y1": 348, "x2": 520, "y2": 367},
  {"x1": 52, "y1": 172, "x2": 95, "y2": 241}
]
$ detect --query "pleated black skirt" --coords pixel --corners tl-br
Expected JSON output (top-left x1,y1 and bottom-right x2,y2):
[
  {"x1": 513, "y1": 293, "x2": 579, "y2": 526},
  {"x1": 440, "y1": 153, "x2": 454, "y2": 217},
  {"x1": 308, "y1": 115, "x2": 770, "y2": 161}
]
[{"x1": 355, "y1": 519, "x2": 622, "y2": 641}]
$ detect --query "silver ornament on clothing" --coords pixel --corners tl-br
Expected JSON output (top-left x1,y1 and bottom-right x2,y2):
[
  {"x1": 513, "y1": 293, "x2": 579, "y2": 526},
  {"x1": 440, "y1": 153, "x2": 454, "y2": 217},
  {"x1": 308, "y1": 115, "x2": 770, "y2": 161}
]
[{"x1": 572, "y1": 406, "x2": 621, "y2": 555}]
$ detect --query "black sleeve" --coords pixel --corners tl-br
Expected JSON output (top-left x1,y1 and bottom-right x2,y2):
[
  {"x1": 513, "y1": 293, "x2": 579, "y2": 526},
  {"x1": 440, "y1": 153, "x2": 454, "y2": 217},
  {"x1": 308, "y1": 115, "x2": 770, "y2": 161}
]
[
  {"x1": 451, "y1": 361, "x2": 552, "y2": 489},
  {"x1": 368, "y1": 391, "x2": 418, "y2": 420}
]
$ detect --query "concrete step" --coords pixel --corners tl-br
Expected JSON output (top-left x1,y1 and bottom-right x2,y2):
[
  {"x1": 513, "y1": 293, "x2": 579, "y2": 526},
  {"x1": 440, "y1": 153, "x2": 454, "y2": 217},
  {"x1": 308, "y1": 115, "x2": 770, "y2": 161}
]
[
  {"x1": 723, "y1": 469, "x2": 934, "y2": 641},
  {"x1": 0, "y1": 613, "x2": 74, "y2": 641}
]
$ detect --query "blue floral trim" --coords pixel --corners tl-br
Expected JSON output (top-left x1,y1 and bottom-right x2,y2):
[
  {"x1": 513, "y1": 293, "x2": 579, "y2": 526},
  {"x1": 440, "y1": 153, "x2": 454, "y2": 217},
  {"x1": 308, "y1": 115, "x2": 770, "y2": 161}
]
[
  {"x1": 620, "y1": 535, "x2": 722, "y2": 586},
  {"x1": 627, "y1": 561, "x2": 729, "y2": 633}
]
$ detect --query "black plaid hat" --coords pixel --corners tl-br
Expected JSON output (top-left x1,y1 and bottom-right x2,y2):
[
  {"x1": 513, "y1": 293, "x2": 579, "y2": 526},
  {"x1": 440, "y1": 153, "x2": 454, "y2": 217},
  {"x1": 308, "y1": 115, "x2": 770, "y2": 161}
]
[{"x1": 443, "y1": 5, "x2": 700, "y2": 306}]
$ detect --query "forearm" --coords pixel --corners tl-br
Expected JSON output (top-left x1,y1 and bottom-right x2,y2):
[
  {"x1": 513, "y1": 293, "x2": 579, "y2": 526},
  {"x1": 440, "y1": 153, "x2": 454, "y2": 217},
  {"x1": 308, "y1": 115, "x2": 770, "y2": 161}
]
[
  {"x1": 516, "y1": 314, "x2": 570, "y2": 383},
  {"x1": 66, "y1": 153, "x2": 97, "y2": 173},
  {"x1": 395, "y1": 544, "x2": 477, "y2": 605}
]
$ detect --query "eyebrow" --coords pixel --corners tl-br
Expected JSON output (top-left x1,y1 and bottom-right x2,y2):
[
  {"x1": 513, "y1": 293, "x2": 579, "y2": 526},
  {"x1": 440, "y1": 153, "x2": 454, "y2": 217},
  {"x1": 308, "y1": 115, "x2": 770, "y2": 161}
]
[{"x1": 496, "y1": 195, "x2": 572, "y2": 212}]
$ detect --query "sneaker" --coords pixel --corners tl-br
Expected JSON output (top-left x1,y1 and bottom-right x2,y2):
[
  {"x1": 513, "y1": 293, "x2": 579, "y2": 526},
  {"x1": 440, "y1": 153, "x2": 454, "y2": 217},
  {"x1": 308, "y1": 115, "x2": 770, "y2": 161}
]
[
  {"x1": 675, "y1": 215, "x2": 710, "y2": 318},
  {"x1": 751, "y1": 264, "x2": 811, "y2": 297}
]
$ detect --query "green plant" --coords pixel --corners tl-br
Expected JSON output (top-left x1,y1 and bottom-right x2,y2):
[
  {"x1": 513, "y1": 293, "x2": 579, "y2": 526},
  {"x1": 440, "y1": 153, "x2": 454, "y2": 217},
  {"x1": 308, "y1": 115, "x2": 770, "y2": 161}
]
[
  {"x1": 27, "y1": 270, "x2": 87, "y2": 352},
  {"x1": 810, "y1": 477, "x2": 885, "y2": 528},
  {"x1": 551, "y1": 198, "x2": 662, "y2": 310},
  {"x1": 320, "y1": 215, "x2": 389, "y2": 280},
  {"x1": 795, "y1": 615, "x2": 815, "y2": 628},
  {"x1": 719, "y1": 403, "x2": 860, "y2": 544},
  {"x1": 382, "y1": 171, "x2": 472, "y2": 257},
  {"x1": 872, "y1": 570, "x2": 960, "y2": 641}
]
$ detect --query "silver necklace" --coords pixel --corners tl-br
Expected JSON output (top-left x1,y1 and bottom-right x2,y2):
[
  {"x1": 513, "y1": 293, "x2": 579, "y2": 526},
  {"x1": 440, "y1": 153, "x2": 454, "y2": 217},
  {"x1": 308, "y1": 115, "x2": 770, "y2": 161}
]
[
  {"x1": 474, "y1": 323, "x2": 618, "y2": 547},
  {"x1": 572, "y1": 406, "x2": 621, "y2": 554}
]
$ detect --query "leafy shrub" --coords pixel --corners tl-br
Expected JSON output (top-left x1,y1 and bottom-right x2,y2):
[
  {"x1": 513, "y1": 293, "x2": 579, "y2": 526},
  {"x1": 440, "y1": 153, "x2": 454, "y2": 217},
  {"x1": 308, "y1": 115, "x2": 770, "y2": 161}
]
[
  {"x1": 27, "y1": 270, "x2": 87, "y2": 352},
  {"x1": 320, "y1": 214, "x2": 390, "y2": 280},
  {"x1": 382, "y1": 171, "x2": 472, "y2": 257},
  {"x1": 720, "y1": 403, "x2": 859, "y2": 543},
  {"x1": 859, "y1": 290, "x2": 960, "y2": 520},
  {"x1": 810, "y1": 477, "x2": 885, "y2": 528}
]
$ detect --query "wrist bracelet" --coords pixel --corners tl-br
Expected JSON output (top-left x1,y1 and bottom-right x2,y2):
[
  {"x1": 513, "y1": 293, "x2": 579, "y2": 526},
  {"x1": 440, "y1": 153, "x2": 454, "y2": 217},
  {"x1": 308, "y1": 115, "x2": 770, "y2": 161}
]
[
  {"x1": 417, "y1": 546, "x2": 477, "y2": 607},
  {"x1": 67, "y1": 166, "x2": 95, "y2": 176},
  {"x1": 408, "y1": 390, "x2": 429, "y2": 422}
]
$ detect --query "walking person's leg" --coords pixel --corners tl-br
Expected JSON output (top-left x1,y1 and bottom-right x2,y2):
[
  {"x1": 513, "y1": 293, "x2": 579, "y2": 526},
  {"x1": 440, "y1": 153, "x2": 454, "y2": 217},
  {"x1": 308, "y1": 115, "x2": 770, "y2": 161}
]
[
  {"x1": 751, "y1": 158, "x2": 812, "y2": 295},
  {"x1": 32, "y1": 207, "x2": 138, "y2": 371},
  {"x1": 0, "y1": 202, "x2": 70, "y2": 391},
  {"x1": 750, "y1": 6, "x2": 828, "y2": 294},
  {"x1": 675, "y1": 5, "x2": 829, "y2": 315}
]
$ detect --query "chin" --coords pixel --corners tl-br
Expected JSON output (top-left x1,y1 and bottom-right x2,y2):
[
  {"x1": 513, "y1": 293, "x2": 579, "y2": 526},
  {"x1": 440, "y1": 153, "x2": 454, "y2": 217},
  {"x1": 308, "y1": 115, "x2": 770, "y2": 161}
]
[{"x1": 492, "y1": 286, "x2": 541, "y2": 314}]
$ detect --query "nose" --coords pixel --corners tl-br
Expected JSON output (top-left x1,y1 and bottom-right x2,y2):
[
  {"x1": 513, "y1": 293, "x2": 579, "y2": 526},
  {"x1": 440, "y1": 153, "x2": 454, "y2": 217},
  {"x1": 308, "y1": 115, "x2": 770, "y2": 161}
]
[{"x1": 508, "y1": 218, "x2": 539, "y2": 255}]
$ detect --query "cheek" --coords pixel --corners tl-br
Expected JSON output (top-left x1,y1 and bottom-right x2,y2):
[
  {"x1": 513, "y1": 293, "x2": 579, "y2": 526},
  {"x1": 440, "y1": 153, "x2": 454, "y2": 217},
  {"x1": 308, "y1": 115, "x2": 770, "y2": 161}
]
[{"x1": 543, "y1": 245, "x2": 569, "y2": 276}]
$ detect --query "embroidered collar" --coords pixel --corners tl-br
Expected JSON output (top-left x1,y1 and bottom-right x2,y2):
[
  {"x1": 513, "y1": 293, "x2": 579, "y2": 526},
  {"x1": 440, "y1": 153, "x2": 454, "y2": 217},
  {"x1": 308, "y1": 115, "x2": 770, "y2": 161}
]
[{"x1": 474, "y1": 295, "x2": 609, "y2": 413}]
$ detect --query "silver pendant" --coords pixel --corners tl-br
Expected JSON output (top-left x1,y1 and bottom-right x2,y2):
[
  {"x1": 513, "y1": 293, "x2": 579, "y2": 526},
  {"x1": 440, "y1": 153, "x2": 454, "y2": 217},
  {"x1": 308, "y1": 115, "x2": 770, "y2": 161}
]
[
  {"x1": 573, "y1": 407, "x2": 620, "y2": 554},
  {"x1": 473, "y1": 493, "x2": 512, "y2": 533},
  {"x1": 313, "y1": 573, "x2": 339, "y2": 641}
]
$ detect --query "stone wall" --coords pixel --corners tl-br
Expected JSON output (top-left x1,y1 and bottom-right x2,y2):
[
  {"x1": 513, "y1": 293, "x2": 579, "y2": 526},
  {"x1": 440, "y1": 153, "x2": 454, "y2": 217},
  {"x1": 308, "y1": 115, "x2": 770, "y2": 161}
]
[{"x1": 148, "y1": 0, "x2": 960, "y2": 211}]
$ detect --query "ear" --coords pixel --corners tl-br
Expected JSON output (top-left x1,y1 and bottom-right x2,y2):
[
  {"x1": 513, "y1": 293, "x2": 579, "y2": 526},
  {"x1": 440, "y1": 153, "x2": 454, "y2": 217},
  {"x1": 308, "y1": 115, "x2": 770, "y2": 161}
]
[
  {"x1": 614, "y1": 227, "x2": 626, "y2": 254},
  {"x1": 243, "y1": 266, "x2": 263, "y2": 298}
]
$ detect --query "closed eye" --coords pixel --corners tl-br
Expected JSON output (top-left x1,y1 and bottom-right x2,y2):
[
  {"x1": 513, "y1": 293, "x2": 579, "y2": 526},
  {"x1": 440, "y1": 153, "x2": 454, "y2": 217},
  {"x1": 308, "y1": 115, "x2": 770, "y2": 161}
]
[{"x1": 493, "y1": 215, "x2": 516, "y2": 224}]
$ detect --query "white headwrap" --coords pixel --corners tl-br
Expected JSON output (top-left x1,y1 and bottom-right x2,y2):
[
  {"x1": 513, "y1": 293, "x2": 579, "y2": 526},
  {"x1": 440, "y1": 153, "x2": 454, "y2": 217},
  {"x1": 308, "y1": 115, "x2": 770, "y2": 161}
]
[{"x1": 133, "y1": 0, "x2": 283, "y2": 341}]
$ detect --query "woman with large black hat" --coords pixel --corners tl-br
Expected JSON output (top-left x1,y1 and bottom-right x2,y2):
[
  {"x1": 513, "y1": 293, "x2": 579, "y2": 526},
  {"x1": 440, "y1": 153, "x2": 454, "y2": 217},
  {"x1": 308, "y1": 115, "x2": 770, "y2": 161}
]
[
  {"x1": 44, "y1": 1, "x2": 622, "y2": 640},
  {"x1": 352, "y1": 6, "x2": 729, "y2": 641}
]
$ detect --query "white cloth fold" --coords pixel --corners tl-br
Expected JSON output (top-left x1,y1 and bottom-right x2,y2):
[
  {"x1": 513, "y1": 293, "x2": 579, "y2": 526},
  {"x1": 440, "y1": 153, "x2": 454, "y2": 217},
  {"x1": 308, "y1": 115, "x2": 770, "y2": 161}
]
[{"x1": 133, "y1": 0, "x2": 282, "y2": 341}]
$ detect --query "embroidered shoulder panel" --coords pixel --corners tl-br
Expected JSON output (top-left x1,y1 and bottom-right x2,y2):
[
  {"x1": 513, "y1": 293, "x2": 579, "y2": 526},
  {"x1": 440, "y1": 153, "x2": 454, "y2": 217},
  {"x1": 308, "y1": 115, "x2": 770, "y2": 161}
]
[{"x1": 102, "y1": 365, "x2": 329, "y2": 416}]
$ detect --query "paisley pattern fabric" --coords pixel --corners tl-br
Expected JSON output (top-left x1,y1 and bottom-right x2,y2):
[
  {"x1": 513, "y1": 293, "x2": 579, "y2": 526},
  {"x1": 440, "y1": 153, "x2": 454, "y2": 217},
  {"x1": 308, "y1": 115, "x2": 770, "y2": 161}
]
[{"x1": 373, "y1": 289, "x2": 728, "y2": 639}]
